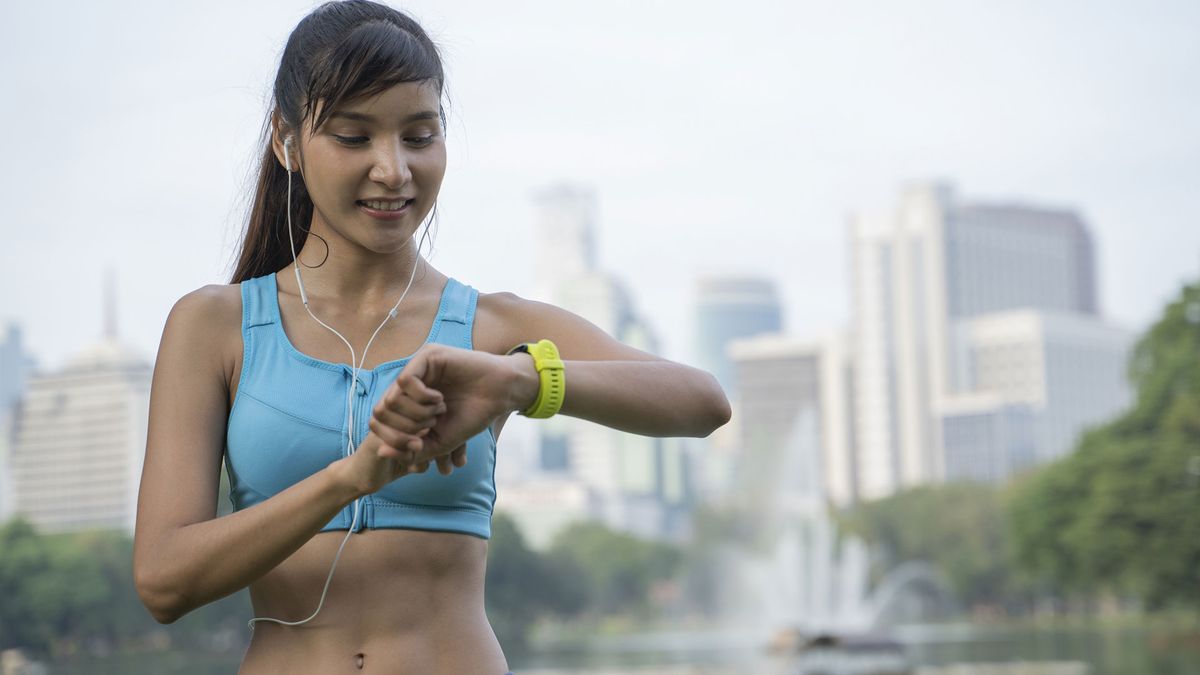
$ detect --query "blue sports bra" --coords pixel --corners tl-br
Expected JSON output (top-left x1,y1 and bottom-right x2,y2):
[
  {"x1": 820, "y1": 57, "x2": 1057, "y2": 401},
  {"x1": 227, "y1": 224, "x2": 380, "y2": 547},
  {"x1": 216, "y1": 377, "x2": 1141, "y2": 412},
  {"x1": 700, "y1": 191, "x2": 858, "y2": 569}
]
[{"x1": 223, "y1": 272, "x2": 497, "y2": 538}]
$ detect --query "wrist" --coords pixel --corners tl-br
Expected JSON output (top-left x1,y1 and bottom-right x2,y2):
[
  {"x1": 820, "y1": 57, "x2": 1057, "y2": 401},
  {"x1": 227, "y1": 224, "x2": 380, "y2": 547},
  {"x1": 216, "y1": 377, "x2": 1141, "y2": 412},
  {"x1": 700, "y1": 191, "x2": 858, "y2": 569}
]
[
  {"x1": 505, "y1": 339, "x2": 566, "y2": 418},
  {"x1": 324, "y1": 455, "x2": 369, "y2": 503},
  {"x1": 505, "y1": 352, "x2": 540, "y2": 415}
]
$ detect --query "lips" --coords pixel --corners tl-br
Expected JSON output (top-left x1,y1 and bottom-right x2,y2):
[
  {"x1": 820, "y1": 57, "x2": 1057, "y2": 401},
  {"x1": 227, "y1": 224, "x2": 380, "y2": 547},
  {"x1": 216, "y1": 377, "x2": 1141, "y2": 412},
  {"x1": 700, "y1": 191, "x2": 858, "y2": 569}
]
[
  {"x1": 356, "y1": 198, "x2": 414, "y2": 220},
  {"x1": 356, "y1": 198, "x2": 414, "y2": 211}
]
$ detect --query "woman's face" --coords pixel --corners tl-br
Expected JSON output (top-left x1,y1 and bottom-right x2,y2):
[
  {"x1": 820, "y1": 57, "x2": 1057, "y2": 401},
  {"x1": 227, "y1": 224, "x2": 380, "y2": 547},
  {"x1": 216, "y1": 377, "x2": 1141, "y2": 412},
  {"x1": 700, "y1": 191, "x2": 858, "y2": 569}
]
[{"x1": 287, "y1": 80, "x2": 447, "y2": 255}]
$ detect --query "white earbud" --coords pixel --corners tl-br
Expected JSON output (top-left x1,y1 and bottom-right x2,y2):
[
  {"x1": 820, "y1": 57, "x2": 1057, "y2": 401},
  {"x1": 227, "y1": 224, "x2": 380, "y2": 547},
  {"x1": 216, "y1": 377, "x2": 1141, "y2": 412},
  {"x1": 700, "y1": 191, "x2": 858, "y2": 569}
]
[{"x1": 283, "y1": 136, "x2": 293, "y2": 172}]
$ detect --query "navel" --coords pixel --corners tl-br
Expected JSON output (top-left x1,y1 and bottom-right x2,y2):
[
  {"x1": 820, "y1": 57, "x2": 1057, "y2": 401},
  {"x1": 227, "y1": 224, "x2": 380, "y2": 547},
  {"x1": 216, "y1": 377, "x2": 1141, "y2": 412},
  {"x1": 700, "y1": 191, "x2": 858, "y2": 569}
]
[{"x1": 355, "y1": 652, "x2": 365, "y2": 670}]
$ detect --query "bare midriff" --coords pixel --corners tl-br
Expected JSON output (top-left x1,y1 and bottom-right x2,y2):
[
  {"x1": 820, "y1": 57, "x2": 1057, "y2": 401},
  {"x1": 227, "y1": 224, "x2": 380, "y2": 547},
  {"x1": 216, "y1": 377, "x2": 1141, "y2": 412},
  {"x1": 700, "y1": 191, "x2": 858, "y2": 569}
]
[{"x1": 237, "y1": 528, "x2": 507, "y2": 675}]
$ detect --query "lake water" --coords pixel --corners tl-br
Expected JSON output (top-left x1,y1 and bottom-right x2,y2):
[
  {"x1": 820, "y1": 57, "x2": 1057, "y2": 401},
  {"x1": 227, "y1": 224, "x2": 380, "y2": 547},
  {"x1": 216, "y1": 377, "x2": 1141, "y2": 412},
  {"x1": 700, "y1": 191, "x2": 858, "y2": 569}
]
[{"x1": 44, "y1": 623, "x2": 1200, "y2": 674}]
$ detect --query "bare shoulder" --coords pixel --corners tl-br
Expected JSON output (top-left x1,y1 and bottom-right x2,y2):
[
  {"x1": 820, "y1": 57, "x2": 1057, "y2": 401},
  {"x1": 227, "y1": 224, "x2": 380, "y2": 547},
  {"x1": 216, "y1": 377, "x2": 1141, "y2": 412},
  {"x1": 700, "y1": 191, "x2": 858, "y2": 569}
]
[
  {"x1": 167, "y1": 283, "x2": 241, "y2": 338},
  {"x1": 171, "y1": 283, "x2": 240, "y2": 314},
  {"x1": 160, "y1": 283, "x2": 243, "y2": 388},
  {"x1": 473, "y1": 290, "x2": 660, "y2": 362}
]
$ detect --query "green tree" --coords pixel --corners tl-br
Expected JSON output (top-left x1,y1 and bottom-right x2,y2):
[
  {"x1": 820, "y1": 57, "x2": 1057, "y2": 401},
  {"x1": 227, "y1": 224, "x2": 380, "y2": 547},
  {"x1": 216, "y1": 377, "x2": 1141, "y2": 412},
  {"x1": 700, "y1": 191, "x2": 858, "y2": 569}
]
[
  {"x1": 0, "y1": 521, "x2": 156, "y2": 656},
  {"x1": 69, "y1": 531, "x2": 158, "y2": 645},
  {"x1": 485, "y1": 513, "x2": 584, "y2": 653},
  {"x1": 547, "y1": 521, "x2": 682, "y2": 617},
  {"x1": 1009, "y1": 280, "x2": 1200, "y2": 609},
  {"x1": 0, "y1": 518, "x2": 247, "y2": 657},
  {"x1": 0, "y1": 519, "x2": 53, "y2": 651},
  {"x1": 838, "y1": 483, "x2": 1025, "y2": 610}
]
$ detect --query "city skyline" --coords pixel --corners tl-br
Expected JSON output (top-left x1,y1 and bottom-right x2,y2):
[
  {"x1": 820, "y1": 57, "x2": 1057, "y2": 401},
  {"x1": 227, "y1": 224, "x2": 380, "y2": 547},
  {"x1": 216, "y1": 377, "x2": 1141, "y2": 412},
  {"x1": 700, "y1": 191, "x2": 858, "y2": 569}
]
[
  {"x1": 2, "y1": 1, "x2": 1198, "y2": 372},
  {"x1": 0, "y1": 179, "x2": 1147, "y2": 532},
  {"x1": 706, "y1": 182, "x2": 1138, "y2": 509},
  {"x1": 0, "y1": 174, "x2": 1188, "y2": 379}
]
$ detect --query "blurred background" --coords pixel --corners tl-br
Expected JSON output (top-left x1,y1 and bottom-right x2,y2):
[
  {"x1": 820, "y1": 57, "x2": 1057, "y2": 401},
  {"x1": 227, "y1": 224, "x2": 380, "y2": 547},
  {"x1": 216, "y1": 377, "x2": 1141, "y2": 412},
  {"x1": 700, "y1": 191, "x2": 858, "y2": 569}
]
[{"x1": 1, "y1": 1, "x2": 1198, "y2": 673}]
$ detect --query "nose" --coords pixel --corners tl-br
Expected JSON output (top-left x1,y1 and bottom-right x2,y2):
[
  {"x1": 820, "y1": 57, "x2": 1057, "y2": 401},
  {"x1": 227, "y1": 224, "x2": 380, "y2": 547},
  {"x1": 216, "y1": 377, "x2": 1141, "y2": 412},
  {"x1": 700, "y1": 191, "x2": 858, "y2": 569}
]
[{"x1": 368, "y1": 137, "x2": 412, "y2": 189}]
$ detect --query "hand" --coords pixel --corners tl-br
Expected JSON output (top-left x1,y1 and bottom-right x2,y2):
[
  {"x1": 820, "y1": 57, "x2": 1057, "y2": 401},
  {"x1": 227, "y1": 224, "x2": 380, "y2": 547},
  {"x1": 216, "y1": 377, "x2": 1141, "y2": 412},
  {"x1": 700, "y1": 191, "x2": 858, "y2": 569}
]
[
  {"x1": 381, "y1": 343, "x2": 536, "y2": 470},
  {"x1": 368, "y1": 365, "x2": 464, "y2": 475},
  {"x1": 331, "y1": 382, "x2": 446, "y2": 497}
]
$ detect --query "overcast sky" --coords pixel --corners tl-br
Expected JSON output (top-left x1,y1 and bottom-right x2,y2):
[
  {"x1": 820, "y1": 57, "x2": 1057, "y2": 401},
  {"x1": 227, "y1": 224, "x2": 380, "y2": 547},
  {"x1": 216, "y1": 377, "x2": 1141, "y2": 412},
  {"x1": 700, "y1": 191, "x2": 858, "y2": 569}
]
[{"x1": 2, "y1": 0, "x2": 1198, "y2": 371}]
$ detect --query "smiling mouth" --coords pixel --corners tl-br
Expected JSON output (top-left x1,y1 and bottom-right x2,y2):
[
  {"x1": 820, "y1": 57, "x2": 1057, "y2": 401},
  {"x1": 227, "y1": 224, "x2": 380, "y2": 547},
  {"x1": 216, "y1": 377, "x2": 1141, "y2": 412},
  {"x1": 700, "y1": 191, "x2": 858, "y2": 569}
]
[{"x1": 356, "y1": 199, "x2": 414, "y2": 211}]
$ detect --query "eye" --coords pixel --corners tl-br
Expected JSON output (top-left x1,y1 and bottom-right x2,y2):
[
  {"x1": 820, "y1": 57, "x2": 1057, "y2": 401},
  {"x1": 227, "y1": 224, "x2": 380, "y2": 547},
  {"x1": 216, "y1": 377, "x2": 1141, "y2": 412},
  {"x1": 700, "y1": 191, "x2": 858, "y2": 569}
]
[
  {"x1": 405, "y1": 136, "x2": 436, "y2": 148},
  {"x1": 333, "y1": 135, "x2": 368, "y2": 146}
]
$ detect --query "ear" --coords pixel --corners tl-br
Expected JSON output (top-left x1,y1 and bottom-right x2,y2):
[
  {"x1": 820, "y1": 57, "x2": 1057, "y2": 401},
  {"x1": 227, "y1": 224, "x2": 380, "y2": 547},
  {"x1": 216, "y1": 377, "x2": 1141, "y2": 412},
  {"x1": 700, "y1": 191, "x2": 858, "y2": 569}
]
[{"x1": 270, "y1": 114, "x2": 296, "y2": 173}]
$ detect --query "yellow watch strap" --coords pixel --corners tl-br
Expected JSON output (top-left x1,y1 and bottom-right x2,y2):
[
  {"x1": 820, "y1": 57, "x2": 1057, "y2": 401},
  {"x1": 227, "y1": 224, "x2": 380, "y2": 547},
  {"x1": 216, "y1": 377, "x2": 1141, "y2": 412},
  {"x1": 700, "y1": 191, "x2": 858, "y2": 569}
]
[{"x1": 507, "y1": 339, "x2": 565, "y2": 418}]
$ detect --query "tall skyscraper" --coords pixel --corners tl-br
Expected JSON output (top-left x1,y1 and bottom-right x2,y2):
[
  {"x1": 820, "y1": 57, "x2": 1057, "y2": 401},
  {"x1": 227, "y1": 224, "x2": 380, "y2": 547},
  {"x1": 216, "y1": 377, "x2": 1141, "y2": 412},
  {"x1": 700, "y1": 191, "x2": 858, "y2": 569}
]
[
  {"x1": 850, "y1": 182, "x2": 1117, "y2": 499},
  {"x1": 11, "y1": 342, "x2": 151, "y2": 533},
  {"x1": 522, "y1": 184, "x2": 687, "y2": 540},
  {"x1": 694, "y1": 277, "x2": 783, "y2": 395},
  {"x1": 1, "y1": 322, "x2": 35, "y2": 414},
  {"x1": 9, "y1": 272, "x2": 151, "y2": 533},
  {"x1": 0, "y1": 426, "x2": 10, "y2": 521},
  {"x1": 532, "y1": 183, "x2": 599, "y2": 300},
  {"x1": 1, "y1": 321, "x2": 38, "y2": 522}
]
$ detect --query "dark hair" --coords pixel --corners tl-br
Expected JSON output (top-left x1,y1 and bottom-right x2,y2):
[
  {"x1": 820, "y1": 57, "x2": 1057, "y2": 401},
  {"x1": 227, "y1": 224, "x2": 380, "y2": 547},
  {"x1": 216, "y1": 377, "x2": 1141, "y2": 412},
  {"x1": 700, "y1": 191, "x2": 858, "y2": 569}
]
[{"x1": 229, "y1": 0, "x2": 446, "y2": 283}]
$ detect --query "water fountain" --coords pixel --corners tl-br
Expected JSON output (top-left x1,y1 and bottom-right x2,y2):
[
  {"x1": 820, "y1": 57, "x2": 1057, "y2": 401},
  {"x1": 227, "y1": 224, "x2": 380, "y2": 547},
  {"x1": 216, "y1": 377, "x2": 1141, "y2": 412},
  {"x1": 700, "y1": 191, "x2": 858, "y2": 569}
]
[{"x1": 712, "y1": 409, "x2": 954, "y2": 673}]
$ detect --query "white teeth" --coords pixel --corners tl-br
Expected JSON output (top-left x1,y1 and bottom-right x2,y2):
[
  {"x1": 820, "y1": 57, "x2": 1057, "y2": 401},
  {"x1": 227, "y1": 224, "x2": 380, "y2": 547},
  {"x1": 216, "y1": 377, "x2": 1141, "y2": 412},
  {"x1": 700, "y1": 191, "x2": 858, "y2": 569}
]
[{"x1": 362, "y1": 200, "x2": 407, "y2": 211}]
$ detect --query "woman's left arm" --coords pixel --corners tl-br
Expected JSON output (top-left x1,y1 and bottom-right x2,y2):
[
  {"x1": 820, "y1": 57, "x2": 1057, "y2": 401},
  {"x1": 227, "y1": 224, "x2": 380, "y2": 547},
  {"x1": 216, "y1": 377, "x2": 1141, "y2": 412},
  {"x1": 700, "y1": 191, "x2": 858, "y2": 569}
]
[
  {"x1": 483, "y1": 292, "x2": 731, "y2": 438},
  {"x1": 371, "y1": 292, "x2": 732, "y2": 469}
]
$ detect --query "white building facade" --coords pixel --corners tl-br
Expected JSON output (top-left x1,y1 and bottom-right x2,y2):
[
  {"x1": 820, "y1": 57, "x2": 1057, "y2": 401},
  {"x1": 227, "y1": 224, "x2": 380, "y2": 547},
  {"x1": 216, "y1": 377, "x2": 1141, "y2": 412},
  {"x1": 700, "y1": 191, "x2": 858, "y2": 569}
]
[
  {"x1": 500, "y1": 184, "x2": 690, "y2": 543},
  {"x1": 9, "y1": 340, "x2": 151, "y2": 533},
  {"x1": 943, "y1": 310, "x2": 1133, "y2": 479},
  {"x1": 729, "y1": 332, "x2": 857, "y2": 510},
  {"x1": 850, "y1": 182, "x2": 1127, "y2": 497}
]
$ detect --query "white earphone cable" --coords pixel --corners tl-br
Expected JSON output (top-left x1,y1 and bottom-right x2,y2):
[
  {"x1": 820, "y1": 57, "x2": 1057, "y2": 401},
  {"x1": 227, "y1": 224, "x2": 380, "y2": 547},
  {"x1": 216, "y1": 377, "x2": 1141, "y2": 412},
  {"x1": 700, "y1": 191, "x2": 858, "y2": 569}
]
[{"x1": 247, "y1": 139, "x2": 424, "y2": 631}]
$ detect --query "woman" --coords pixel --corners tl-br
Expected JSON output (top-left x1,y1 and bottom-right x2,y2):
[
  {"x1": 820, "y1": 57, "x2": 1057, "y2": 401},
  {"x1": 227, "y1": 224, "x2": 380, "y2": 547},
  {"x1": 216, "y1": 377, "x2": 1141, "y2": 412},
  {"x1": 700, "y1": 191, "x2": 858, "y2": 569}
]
[{"x1": 132, "y1": 1, "x2": 730, "y2": 673}]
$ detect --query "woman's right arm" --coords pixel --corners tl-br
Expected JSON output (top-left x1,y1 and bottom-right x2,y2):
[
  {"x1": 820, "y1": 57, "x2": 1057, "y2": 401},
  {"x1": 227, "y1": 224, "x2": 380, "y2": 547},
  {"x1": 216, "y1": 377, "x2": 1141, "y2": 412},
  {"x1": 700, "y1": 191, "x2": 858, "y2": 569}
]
[{"x1": 132, "y1": 286, "x2": 427, "y2": 624}]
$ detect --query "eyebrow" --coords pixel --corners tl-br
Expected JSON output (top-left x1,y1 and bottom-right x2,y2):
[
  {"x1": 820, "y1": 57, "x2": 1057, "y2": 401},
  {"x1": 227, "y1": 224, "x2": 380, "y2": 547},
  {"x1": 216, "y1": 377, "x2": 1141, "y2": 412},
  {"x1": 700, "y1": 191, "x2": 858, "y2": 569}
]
[{"x1": 328, "y1": 110, "x2": 440, "y2": 124}]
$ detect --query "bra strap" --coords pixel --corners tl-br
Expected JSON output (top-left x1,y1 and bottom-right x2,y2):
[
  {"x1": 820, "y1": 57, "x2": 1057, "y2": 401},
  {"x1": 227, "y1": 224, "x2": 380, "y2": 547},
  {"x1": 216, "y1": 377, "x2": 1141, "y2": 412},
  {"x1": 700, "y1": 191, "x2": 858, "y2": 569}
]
[
  {"x1": 435, "y1": 279, "x2": 478, "y2": 349},
  {"x1": 241, "y1": 274, "x2": 277, "y2": 330}
]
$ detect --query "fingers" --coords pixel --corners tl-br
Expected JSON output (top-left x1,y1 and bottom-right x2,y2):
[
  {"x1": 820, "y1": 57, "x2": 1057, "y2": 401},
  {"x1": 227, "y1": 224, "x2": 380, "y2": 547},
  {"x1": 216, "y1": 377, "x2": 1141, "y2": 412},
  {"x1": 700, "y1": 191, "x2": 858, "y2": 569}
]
[
  {"x1": 371, "y1": 404, "x2": 440, "y2": 439},
  {"x1": 432, "y1": 444, "x2": 468, "y2": 476},
  {"x1": 373, "y1": 357, "x2": 474, "y2": 478},
  {"x1": 397, "y1": 343, "x2": 446, "y2": 386},
  {"x1": 368, "y1": 416, "x2": 427, "y2": 458},
  {"x1": 378, "y1": 379, "x2": 444, "y2": 422},
  {"x1": 369, "y1": 439, "x2": 433, "y2": 477},
  {"x1": 433, "y1": 444, "x2": 467, "y2": 475},
  {"x1": 380, "y1": 443, "x2": 465, "y2": 477},
  {"x1": 370, "y1": 380, "x2": 445, "y2": 451},
  {"x1": 393, "y1": 369, "x2": 443, "y2": 407}
]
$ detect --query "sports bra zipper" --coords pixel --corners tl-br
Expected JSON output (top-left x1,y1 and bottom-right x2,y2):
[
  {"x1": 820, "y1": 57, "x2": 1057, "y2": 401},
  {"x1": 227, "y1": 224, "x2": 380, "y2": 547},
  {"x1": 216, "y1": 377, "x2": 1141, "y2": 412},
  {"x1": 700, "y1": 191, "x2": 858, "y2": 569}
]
[{"x1": 355, "y1": 372, "x2": 373, "y2": 532}]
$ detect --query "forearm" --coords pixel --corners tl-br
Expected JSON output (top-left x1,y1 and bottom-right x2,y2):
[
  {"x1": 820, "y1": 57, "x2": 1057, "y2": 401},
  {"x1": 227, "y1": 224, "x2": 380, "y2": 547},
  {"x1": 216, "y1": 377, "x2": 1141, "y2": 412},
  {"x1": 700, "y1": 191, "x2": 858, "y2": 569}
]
[
  {"x1": 546, "y1": 359, "x2": 730, "y2": 437},
  {"x1": 138, "y1": 455, "x2": 362, "y2": 623}
]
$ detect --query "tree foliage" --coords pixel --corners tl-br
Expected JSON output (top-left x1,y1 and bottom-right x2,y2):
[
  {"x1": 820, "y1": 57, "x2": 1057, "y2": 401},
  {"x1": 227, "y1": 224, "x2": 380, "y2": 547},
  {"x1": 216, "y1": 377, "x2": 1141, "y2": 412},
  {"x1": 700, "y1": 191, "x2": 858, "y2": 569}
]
[
  {"x1": 485, "y1": 513, "x2": 683, "y2": 651},
  {"x1": 1009, "y1": 280, "x2": 1200, "y2": 609},
  {"x1": 0, "y1": 519, "x2": 250, "y2": 658},
  {"x1": 485, "y1": 513, "x2": 585, "y2": 653},
  {"x1": 1, "y1": 512, "x2": 681, "y2": 659},
  {"x1": 547, "y1": 520, "x2": 682, "y2": 617},
  {"x1": 0, "y1": 520, "x2": 156, "y2": 656},
  {"x1": 843, "y1": 281, "x2": 1200, "y2": 613},
  {"x1": 838, "y1": 483, "x2": 1025, "y2": 610}
]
